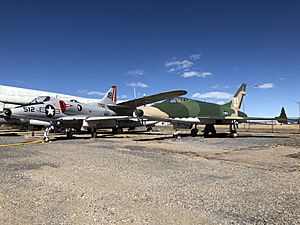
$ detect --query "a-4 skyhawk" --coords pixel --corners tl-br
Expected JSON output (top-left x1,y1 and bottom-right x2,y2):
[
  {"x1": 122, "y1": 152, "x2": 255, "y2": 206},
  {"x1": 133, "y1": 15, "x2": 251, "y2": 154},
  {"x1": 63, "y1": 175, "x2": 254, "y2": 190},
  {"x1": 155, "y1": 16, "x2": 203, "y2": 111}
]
[{"x1": 2, "y1": 86, "x2": 187, "y2": 141}]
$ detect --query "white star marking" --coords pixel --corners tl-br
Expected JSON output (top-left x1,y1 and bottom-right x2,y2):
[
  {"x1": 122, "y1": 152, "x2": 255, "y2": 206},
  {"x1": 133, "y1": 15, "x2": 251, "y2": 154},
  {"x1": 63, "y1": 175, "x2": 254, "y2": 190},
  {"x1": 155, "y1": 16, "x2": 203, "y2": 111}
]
[{"x1": 46, "y1": 107, "x2": 55, "y2": 116}]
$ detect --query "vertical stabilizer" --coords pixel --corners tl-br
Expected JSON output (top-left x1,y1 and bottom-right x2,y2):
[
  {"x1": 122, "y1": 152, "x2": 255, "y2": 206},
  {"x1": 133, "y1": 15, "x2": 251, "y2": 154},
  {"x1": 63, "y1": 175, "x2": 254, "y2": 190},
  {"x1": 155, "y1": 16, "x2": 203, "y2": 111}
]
[
  {"x1": 224, "y1": 83, "x2": 246, "y2": 116},
  {"x1": 99, "y1": 86, "x2": 117, "y2": 105},
  {"x1": 276, "y1": 107, "x2": 288, "y2": 124}
]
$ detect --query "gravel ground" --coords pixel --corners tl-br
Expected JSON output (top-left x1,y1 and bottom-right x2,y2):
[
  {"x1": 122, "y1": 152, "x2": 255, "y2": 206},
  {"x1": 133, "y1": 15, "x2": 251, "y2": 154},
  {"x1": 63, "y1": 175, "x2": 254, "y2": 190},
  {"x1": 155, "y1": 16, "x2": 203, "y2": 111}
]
[{"x1": 0, "y1": 130, "x2": 300, "y2": 224}]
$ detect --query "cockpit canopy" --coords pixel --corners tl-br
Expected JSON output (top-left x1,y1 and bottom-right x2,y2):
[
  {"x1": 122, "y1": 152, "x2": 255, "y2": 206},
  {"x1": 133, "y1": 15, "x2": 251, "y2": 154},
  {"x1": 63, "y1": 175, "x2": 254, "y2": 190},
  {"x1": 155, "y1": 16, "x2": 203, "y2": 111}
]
[
  {"x1": 29, "y1": 96, "x2": 51, "y2": 104},
  {"x1": 164, "y1": 97, "x2": 191, "y2": 103}
]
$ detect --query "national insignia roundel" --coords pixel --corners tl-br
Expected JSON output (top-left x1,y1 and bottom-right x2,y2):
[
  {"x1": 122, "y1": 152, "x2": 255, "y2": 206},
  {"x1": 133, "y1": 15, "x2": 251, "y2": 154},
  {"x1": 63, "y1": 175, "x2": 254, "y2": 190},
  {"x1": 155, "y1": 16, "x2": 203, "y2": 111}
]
[{"x1": 45, "y1": 105, "x2": 56, "y2": 118}]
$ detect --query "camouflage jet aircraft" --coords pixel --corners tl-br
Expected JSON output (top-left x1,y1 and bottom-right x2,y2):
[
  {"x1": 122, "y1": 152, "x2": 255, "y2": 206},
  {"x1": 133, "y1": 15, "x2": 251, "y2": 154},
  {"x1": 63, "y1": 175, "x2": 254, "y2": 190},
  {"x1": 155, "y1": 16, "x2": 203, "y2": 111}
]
[
  {"x1": 133, "y1": 83, "x2": 282, "y2": 138},
  {"x1": 2, "y1": 87, "x2": 186, "y2": 141}
]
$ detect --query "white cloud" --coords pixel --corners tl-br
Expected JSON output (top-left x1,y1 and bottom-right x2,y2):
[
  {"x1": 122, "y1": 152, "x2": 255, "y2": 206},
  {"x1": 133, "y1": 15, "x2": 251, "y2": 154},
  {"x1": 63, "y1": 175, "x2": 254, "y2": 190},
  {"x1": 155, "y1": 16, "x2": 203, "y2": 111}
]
[
  {"x1": 78, "y1": 90, "x2": 106, "y2": 96},
  {"x1": 254, "y1": 83, "x2": 274, "y2": 89},
  {"x1": 128, "y1": 69, "x2": 145, "y2": 76},
  {"x1": 189, "y1": 53, "x2": 201, "y2": 60},
  {"x1": 192, "y1": 92, "x2": 233, "y2": 100},
  {"x1": 181, "y1": 71, "x2": 212, "y2": 78},
  {"x1": 126, "y1": 82, "x2": 149, "y2": 88},
  {"x1": 278, "y1": 77, "x2": 286, "y2": 81},
  {"x1": 86, "y1": 91, "x2": 106, "y2": 96},
  {"x1": 165, "y1": 60, "x2": 193, "y2": 72}
]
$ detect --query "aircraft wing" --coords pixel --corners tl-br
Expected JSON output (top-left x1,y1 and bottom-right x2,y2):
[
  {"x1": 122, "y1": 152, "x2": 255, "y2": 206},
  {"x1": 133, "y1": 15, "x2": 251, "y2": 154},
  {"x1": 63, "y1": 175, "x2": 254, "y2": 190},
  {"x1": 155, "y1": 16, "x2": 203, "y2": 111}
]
[
  {"x1": 117, "y1": 90, "x2": 187, "y2": 108},
  {"x1": 239, "y1": 116, "x2": 277, "y2": 121},
  {"x1": 58, "y1": 115, "x2": 131, "y2": 129}
]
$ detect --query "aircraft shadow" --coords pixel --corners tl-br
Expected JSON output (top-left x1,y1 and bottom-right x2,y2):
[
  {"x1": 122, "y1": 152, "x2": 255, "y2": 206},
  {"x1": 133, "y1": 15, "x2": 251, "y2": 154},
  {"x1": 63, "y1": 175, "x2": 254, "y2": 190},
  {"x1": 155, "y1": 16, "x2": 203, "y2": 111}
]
[
  {"x1": 0, "y1": 133, "x2": 20, "y2": 137},
  {"x1": 236, "y1": 134, "x2": 290, "y2": 139},
  {"x1": 53, "y1": 136, "x2": 91, "y2": 141},
  {"x1": 97, "y1": 131, "x2": 167, "y2": 136},
  {"x1": 135, "y1": 133, "x2": 290, "y2": 142},
  {"x1": 51, "y1": 131, "x2": 166, "y2": 141},
  {"x1": 49, "y1": 131, "x2": 290, "y2": 142},
  {"x1": 135, "y1": 133, "x2": 192, "y2": 142}
]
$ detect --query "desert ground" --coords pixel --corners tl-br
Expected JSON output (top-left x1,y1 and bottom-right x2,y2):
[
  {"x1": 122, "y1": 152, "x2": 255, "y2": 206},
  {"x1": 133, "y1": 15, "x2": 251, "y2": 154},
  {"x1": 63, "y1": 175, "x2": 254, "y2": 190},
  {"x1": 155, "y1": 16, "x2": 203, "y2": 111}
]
[{"x1": 0, "y1": 124, "x2": 300, "y2": 224}]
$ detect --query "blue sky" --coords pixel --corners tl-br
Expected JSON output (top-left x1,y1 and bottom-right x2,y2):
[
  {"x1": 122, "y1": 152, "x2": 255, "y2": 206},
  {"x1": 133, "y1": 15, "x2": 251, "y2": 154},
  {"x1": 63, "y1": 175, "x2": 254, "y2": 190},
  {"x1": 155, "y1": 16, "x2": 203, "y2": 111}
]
[{"x1": 1, "y1": 0, "x2": 300, "y2": 116}]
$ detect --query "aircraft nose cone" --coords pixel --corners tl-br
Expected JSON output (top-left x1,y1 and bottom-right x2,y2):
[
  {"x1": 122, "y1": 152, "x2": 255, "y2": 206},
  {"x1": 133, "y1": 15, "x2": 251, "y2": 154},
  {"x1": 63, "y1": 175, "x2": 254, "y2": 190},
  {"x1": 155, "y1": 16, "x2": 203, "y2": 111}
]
[{"x1": 133, "y1": 109, "x2": 144, "y2": 118}]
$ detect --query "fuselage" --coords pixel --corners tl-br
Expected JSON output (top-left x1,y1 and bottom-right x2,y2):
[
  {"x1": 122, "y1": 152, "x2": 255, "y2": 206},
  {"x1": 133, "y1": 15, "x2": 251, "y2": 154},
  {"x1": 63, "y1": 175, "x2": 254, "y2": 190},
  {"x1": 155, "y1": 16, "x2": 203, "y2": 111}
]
[
  {"x1": 8, "y1": 96, "x2": 116, "y2": 122},
  {"x1": 137, "y1": 98, "x2": 247, "y2": 125},
  {"x1": 153, "y1": 99, "x2": 247, "y2": 118}
]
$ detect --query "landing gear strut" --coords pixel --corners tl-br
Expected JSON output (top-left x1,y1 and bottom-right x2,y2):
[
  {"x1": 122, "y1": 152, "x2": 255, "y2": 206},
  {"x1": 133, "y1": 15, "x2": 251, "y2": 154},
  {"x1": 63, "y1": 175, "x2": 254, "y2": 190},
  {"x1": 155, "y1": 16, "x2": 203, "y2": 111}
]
[
  {"x1": 203, "y1": 124, "x2": 216, "y2": 138},
  {"x1": 66, "y1": 130, "x2": 73, "y2": 139},
  {"x1": 64, "y1": 128, "x2": 74, "y2": 139},
  {"x1": 172, "y1": 128, "x2": 180, "y2": 138},
  {"x1": 191, "y1": 125, "x2": 199, "y2": 137},
  {"x1": 230, "y1": 120, "x2": 238, "y2": 138},
  {"x1": 91, "y1": 127, "x2": 97, "y2": 138},
  {"x1": 43, "y1": 125, "x2": 54, "y2": 142}
]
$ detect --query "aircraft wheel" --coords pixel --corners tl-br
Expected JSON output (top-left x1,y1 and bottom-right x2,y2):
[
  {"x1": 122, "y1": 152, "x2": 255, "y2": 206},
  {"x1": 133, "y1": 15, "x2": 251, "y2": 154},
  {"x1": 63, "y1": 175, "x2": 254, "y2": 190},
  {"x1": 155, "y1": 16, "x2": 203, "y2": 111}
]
[
  {"x1": 116, "y1": 127, "x2": 123, "y2": 134},
  {"x1": 112, "y1": 127, "x2": 123, "y2": 134},
  {"x1": 43, "y1": 137, "x2": 49, "y2": 142},
  {"x1": 91, "y1": 128, "x2": 97, "y2": 138},
  {"x1": 147, "y1": 127, "x2": 153, "y2": 132},
  {"x1": 172, "y1": 131, "x2": 181, "y2": 138},
  {"x1": 66, "y1": 131, "x2": 73, "y2": 139},
  {"x1": 230, "y1": 131, "x2": 238, "y2": 138},
  {"x1": 191, "y1": 128, "x2": 198, "y2": 137}
]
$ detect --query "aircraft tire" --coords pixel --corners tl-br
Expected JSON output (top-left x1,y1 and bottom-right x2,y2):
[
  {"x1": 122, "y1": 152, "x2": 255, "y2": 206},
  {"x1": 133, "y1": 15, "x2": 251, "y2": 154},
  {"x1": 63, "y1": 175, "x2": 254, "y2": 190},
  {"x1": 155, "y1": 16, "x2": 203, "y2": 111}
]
[
  {"x1": 147, "y1": 127, "x2": 153, "y2": 132},
  {"x1": 43, "y1": 137, "x2": 49, "y2": 142},
  {"x1": 66, "y1": 131, "x2": 73, "y2": 139},
  {"x1": 230, "y1": 131, "x2": 238, "y2": 138},
  {"x1": 191, "y1": 128, "x2": 198, "y2": 137},
  {"x1": 91, "y1": 128, "x2": 97, "y2": 138},
  {"x1": 116, "y1": 127, "x2": 123, "y2": 134}
]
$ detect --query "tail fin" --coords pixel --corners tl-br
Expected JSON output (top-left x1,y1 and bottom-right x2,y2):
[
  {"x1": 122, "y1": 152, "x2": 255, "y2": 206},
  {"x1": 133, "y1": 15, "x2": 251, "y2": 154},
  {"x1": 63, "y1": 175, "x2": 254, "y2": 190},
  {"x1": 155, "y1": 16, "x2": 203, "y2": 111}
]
[
  {"x1": 99, "y1": 86, "x2": 117, "y2": 105},
  {"x1": 224, "y1": 83, "x2": 246, "y2": 116},
  {"x1": 276, "y1": 107, "x2": 288, "y2": 124}
]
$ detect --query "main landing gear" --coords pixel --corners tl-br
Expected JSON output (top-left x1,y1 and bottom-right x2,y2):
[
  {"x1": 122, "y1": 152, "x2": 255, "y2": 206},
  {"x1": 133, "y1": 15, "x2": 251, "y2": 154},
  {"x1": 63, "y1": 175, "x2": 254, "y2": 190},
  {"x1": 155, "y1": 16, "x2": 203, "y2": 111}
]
[
  {"x1": 91, "y1": 127, "x2": 97, "y2": 138},
  {"x1": 203, "y1": 124, "x2": 217, "y2": 138},
  {"x1": 43, "y1": 125, "x2": 54, "y2": 142},
  {"x1": 66, "y1": 129, "x2": 74, "y2": 139},
  {"x1": 202, "y1": 121, "x2": 239, "y2": 138},
  {"x1": 230, "y1": 120, "x2": 238, "y2": 138},
  {"x1": 191, "y1": 125, "x2": 199, "y2": 137},
  {"x1": 147, "y1": 126, "x2": 153, "y2": 132},
  {"x1": 112, "y1": 127, "x2": 123, "y2": 134}
]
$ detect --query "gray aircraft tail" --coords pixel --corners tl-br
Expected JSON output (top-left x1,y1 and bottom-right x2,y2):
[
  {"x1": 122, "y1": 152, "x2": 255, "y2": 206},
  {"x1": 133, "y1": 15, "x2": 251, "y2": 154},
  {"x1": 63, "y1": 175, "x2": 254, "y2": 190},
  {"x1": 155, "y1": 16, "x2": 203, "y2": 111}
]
[{"x1": 99, "y1": 86, "x2": 117, "y2": 105}]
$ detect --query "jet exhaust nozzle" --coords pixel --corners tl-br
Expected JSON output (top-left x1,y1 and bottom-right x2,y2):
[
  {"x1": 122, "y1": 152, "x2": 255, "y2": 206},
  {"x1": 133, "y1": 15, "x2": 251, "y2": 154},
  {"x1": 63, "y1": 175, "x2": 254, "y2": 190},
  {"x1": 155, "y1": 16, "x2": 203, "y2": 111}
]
[{"x1": 133, "y1": 109, "x2": 144, "y2": 118}]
